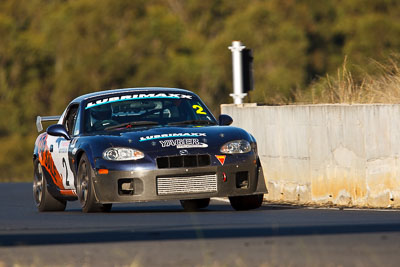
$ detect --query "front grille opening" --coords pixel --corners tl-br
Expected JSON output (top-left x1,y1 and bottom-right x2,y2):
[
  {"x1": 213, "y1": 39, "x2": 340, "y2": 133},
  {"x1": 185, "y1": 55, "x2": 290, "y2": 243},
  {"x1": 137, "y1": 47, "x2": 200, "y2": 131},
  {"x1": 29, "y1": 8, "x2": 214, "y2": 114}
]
[
  {"x1": 118, "y1": 179, "x2": 134, "y2": 195},
  {"x1": 157, "y1": 173, "x2": 217, "y2": 195},
  {"x1": 118, "y1": 178, "x2": 144, "y2": 195},
  {"x1": 198, "y1": 154, "x2": 211, "y2": 166},
  {"x1": 169, "y1": 156, "x2": 183, "y2": 168},
  {"x1": 183, "y1": 155, "x2": 197, "y2": 167},
  {"x1": 236, "y1": 171, "x2": 249, "y2": 189},
  {"x1": 157, "y1": 157, "x2": 169, "y2": 168},
  {"x1": 157, "y1": 154, "x2": 211, "y2": 169}
]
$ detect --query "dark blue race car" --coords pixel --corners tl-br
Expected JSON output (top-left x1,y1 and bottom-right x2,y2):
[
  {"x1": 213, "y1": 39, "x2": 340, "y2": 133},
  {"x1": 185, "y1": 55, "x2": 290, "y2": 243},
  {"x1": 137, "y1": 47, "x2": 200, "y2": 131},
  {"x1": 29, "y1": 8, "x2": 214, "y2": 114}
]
[{"x1": 33, "y1": 88, "x2": 267, "y2": 212}]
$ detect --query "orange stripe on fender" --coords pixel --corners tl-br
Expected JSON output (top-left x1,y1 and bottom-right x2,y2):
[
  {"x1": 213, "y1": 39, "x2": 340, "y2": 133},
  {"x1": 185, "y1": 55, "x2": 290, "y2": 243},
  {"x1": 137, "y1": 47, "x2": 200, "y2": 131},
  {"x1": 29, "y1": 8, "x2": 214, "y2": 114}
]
[
  {"x1": 37, "y1": 134, "x2": 65, "y2": 190},
  {"x1": 215, "y1": 155, "x2": 226, "y2": 165}
]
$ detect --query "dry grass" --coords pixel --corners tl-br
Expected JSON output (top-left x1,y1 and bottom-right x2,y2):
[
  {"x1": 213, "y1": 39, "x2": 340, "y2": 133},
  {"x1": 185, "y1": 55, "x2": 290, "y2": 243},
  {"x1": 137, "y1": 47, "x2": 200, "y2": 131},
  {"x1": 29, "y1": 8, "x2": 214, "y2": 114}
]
[{"x1": 293, "y1": 55, "x2": 400, "y2": 104}]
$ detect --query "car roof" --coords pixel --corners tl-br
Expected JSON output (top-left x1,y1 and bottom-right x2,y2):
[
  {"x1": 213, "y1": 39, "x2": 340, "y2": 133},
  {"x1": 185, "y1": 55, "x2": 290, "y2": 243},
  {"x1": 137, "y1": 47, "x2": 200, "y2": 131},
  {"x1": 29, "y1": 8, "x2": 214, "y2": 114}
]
[{"x1": 71, "y1": 87, "x2": 196, "y2": 104}]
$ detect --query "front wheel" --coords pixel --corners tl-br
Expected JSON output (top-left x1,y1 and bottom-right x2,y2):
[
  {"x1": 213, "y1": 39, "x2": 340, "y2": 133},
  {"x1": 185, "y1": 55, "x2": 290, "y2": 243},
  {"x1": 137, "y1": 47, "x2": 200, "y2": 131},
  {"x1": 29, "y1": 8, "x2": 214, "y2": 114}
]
[
  {"x1": 76, "y1": 154, "x2": 104, "y2": 213},
  {"x1": 229, "y1": 194, "x2": 264, "y2": 211},
  {"x1": 33, "y1": 160, "x2": 66, "y2": 212},
  {"x1": 180, "y1": 198, "x2": 210, "y2": 211}
]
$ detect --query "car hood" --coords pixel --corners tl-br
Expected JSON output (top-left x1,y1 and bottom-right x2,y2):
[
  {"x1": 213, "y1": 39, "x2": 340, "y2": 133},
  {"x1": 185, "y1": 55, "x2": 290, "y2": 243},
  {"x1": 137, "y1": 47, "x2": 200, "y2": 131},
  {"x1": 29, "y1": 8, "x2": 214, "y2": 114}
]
[{"x1": 84, "y1": 125, "x2": 254, "y2": 154}]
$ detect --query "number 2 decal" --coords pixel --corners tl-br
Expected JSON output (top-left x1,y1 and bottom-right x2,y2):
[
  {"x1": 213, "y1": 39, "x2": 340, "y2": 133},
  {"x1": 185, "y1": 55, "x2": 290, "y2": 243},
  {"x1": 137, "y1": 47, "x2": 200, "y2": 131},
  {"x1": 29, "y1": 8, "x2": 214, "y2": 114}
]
[
  {"x1": 62, "y1": 158, "x2": 70, "y2": 186},
  {"x1": 192, "y1": 105, "x2": 207, "y2": 115}
]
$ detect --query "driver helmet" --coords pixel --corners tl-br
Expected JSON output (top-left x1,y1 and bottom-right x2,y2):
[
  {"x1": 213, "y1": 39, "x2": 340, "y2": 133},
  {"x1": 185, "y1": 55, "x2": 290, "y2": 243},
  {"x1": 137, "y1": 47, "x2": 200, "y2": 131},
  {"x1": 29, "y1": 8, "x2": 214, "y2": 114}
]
[{"x1": 89, "y1": 104, "x2": 112, "y2": 127}]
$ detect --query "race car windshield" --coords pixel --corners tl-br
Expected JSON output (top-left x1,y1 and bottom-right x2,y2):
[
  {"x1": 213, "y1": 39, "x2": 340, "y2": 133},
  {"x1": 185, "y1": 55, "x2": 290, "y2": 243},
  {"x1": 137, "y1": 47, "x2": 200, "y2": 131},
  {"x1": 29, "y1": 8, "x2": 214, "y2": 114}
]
[{"x1": 83, "y1": 94, "x2": 217, "y2": 133}]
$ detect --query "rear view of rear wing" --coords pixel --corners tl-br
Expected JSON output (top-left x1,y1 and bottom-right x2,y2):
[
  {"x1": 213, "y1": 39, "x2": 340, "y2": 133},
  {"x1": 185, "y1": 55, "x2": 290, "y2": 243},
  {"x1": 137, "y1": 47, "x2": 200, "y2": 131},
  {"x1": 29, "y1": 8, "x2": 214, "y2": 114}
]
[{"x1": 36, "y1": 116, "x2": 61, "y2": 132}]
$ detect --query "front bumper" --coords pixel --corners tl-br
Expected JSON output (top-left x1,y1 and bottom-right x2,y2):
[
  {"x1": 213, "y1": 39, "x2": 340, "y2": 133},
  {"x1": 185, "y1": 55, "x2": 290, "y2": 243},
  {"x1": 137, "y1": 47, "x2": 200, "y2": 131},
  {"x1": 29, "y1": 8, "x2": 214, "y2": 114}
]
[{"x1": 92, "y1": 155, "x2": 267, "y2": 203}]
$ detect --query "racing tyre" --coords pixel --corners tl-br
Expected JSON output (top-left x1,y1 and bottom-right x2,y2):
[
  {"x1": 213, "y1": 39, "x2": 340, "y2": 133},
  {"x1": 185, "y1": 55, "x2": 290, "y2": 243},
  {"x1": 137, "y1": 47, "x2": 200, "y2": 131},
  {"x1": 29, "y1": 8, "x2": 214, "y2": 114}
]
[
  {"x1": 77, "y1": 154, "x2": 103, "y2": 213},
  {"x1": 180, "y1": 198, "x2": 210, "y2": 211},
  {"x1": 33, "y1": 160, "x2": 66, "y2": 212},
  {"x1": 229, "y1": 194, "x2": 264, "y2": 211}
]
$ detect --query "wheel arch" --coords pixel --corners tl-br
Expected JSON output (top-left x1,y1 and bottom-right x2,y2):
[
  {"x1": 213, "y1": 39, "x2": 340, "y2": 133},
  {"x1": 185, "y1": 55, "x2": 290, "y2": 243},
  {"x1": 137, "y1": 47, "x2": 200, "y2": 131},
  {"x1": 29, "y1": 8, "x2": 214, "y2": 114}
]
[{"x1": 73, "y1": 145, "x2": 96, "y2": 178}]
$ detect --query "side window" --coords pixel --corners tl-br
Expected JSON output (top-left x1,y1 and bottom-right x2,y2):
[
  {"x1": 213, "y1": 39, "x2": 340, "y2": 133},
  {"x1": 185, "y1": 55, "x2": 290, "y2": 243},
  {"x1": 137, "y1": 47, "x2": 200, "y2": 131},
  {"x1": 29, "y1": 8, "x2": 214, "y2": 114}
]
[
  {"x1": 63, "y1": 104, "x2": 79, "y2": 137},
  {"x1": 73, "y1": 108, "x2": 81, "y2": 136}
]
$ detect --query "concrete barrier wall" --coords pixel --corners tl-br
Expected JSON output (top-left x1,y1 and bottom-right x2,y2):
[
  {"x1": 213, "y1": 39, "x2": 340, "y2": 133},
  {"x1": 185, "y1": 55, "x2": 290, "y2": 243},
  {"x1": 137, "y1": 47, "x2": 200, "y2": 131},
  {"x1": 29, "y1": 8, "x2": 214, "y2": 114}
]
[{"x1": 221, "y1": 103, "x2": 400, "y2": 208}]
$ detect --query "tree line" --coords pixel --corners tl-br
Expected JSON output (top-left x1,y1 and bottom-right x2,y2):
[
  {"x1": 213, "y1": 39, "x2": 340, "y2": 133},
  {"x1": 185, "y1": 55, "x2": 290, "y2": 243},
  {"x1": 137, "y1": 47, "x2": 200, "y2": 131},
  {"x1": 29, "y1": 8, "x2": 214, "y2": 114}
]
[{"x1": 1, "y1": 0, "x2": 400, "y2": 180}]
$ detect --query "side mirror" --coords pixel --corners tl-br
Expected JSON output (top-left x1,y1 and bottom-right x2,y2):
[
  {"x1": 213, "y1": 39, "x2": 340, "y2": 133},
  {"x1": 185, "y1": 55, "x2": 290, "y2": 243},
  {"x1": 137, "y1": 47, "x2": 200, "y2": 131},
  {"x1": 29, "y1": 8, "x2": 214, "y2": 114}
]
[
  {"x1": 46, "y1": 124, "x2": 71, "y2": 140},
  {"x1": 219, "y1": 114, "x2": 233, "y2": 126}
]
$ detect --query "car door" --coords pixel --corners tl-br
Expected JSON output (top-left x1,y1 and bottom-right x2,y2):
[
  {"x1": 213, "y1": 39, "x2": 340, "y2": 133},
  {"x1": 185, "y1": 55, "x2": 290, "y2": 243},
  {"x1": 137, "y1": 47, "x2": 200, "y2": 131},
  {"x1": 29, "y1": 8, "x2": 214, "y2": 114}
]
[{"x1": 47, "y1": 104, "x2": 79, "y2": 190}]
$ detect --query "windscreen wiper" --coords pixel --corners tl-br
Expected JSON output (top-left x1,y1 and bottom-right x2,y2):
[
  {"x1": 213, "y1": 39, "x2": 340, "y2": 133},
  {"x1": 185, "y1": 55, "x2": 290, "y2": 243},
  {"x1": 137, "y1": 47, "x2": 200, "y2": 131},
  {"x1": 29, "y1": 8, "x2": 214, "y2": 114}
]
[
  {"x1": 105, "y1": 121, "x2": 158, "y2": 131},
  {"x1": 168, "y1": 120, "x2": 217, "y2": 126}
]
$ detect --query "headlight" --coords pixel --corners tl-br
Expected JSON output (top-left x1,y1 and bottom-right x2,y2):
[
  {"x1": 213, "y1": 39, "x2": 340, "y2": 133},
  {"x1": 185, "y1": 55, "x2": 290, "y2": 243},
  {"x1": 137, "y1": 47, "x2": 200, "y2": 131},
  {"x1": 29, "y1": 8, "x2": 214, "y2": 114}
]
[
  {"x1": 103, "y1": 147, "x2": 144, "y2": 161},
  {"x1": 220, "y1": 140, "x2": 251, "y2": 154}
]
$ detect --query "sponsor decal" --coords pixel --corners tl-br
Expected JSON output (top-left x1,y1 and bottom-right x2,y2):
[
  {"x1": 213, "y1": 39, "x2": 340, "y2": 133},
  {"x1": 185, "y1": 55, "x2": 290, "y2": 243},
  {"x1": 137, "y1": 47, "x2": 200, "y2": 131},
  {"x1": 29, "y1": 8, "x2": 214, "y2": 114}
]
[
  {"x1": 58, "y1": 139, "x2": 69, "y2": 153},
  {"x1": 159, "y1": 138, "x2": 208, "y2": 149},
  {"x1": 86, "y1": 93, "x2": 193, "y2": 109},
  {"x1": 215, "y1": 155, "x2": 226, "y2": 165},
  {"x1": 140, "y1": 132, "x2": 206, "y2": 142}
]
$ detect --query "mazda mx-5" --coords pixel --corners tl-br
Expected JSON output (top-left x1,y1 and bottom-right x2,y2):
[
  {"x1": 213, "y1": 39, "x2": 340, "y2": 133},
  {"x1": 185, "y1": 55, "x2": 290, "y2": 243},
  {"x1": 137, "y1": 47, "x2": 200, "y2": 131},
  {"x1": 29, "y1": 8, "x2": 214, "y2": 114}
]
[{"x1": 33, "y1": 87, "x2": 267, "y2": 212}]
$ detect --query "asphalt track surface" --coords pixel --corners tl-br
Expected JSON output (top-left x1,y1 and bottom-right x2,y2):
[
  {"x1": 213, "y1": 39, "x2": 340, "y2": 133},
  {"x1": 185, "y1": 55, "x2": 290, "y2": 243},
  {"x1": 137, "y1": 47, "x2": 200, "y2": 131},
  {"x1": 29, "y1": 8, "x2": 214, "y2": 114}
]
[{"x1": 1, "y1": 183, "x2": 400, "y2": 267}]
